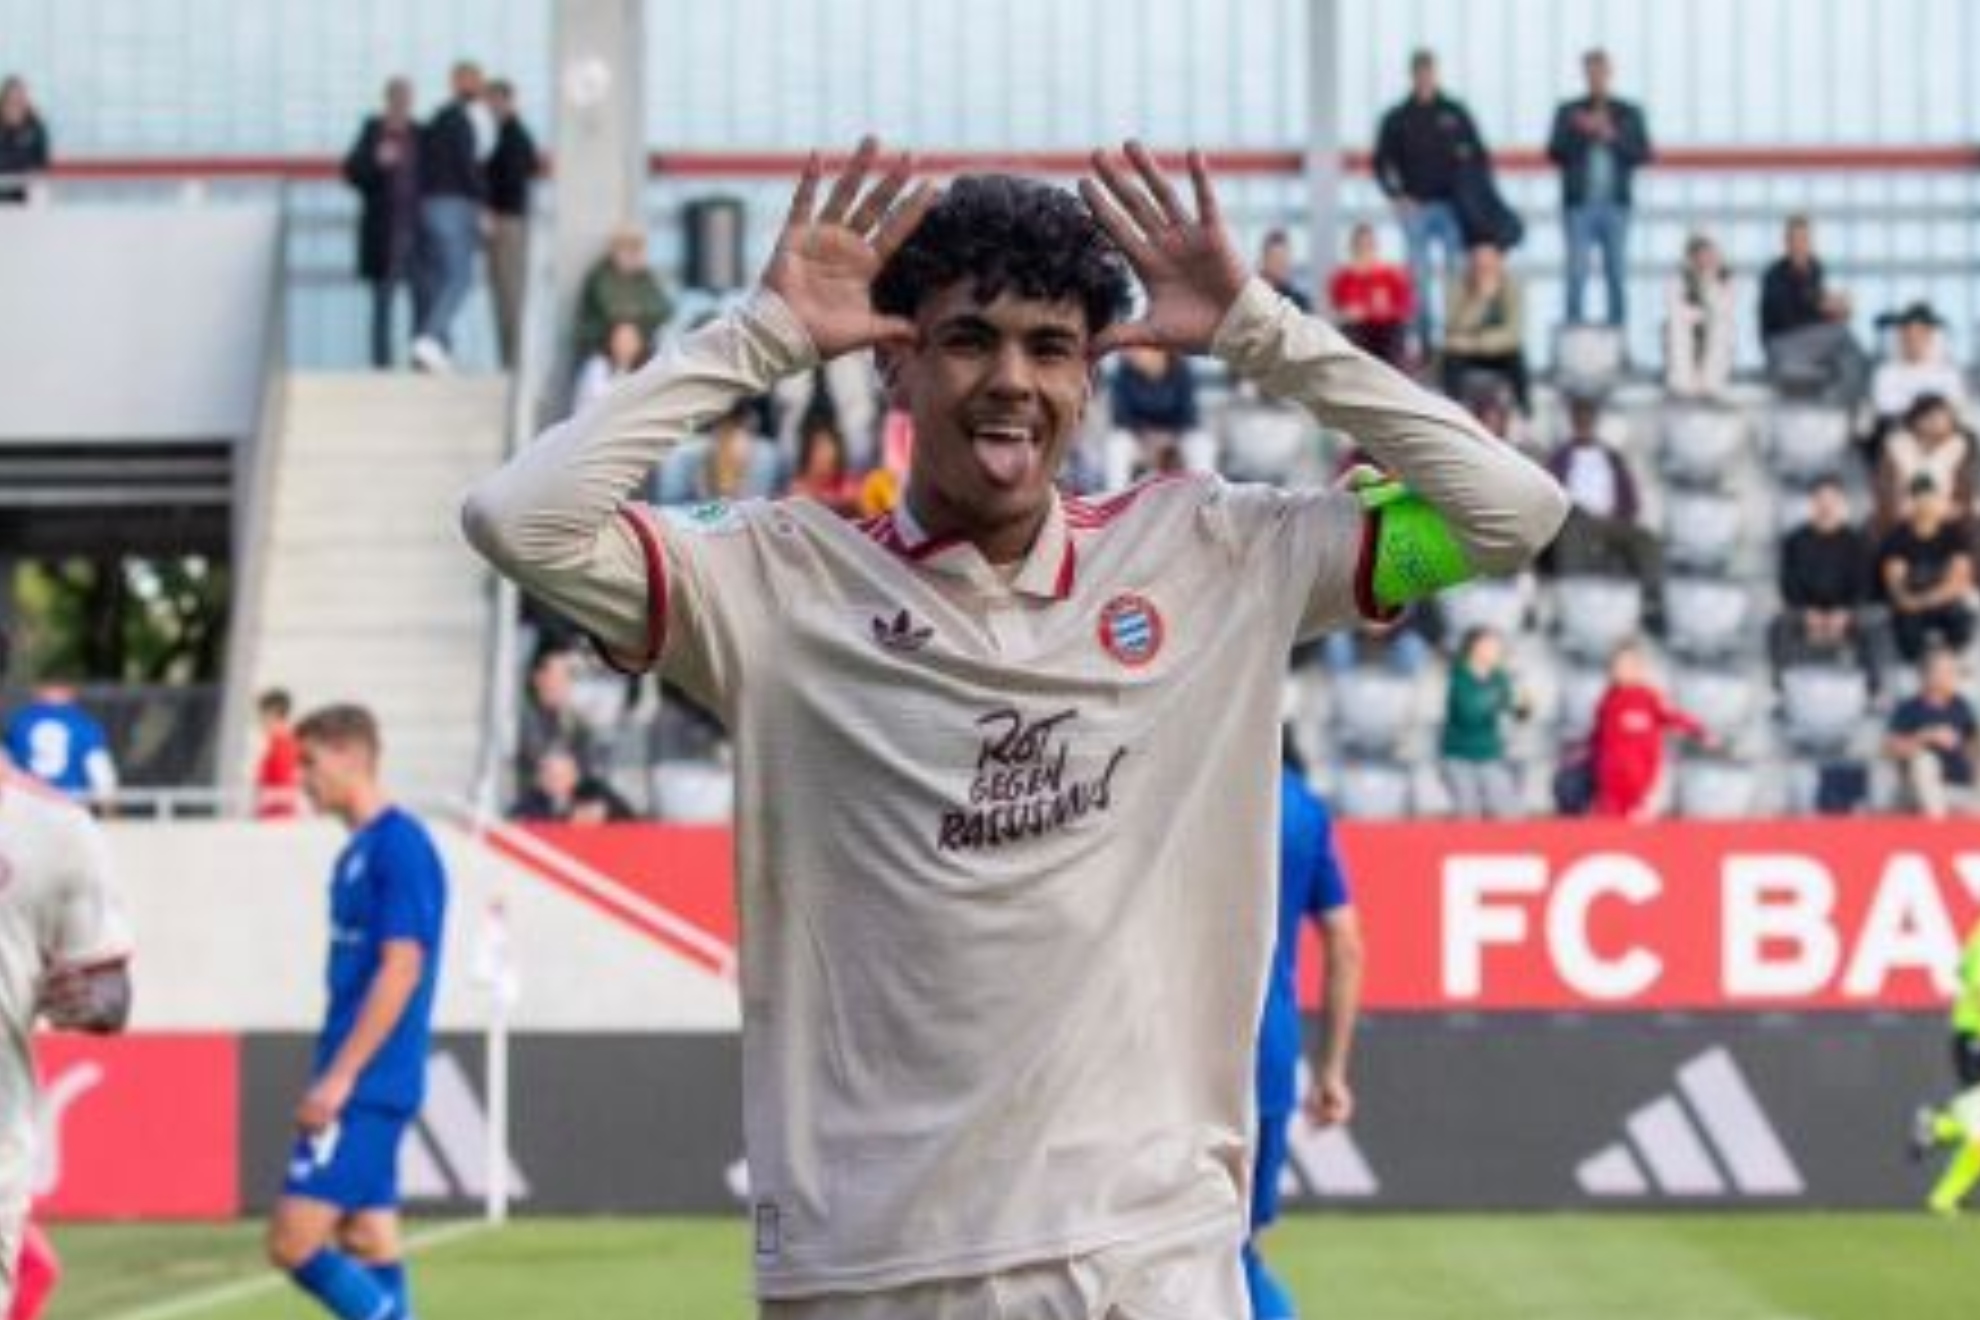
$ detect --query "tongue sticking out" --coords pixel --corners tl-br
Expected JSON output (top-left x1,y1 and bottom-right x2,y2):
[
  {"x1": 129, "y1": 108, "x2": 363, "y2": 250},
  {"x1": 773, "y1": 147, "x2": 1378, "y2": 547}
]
[{"x1": 972, "y1": 435, "x2": 1036, "y2": 489}]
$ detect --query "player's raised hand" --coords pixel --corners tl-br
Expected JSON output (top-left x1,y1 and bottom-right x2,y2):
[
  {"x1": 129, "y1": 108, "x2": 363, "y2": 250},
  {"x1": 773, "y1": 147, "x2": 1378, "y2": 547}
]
[
  {"x1": 1079, "y1": 141, "x2": 1250, "y2": 359},
  {"x1": 763, "y1": 135, "x2": 938, "y2": 360}
]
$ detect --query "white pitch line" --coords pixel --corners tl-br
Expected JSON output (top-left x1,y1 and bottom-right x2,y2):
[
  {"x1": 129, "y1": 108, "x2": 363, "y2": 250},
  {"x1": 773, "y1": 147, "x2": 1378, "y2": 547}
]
[{"x1": 100, "y1": 1219, "x2": 491, "y2": 1320}]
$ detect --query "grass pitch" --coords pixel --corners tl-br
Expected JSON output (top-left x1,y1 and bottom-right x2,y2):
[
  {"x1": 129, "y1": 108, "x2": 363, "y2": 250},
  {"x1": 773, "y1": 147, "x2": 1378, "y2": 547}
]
[{"x1": 45, "y1": 1213, "x2": 1974, "y2": 1320}]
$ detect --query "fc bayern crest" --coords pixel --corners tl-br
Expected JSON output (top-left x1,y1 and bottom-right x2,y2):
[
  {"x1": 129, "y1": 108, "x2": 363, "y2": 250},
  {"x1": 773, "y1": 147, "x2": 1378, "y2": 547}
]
[{"x1": 1097, "y1": 593, "x2": 1165, "y2": 667}]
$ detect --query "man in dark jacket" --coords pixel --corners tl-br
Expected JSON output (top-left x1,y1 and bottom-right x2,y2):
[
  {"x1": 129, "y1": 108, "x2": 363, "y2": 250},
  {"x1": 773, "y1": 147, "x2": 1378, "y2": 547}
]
[
  {"x1": 1543, "y1": 395, "x2": 1664, "y2": 621},
  {"x1": 1374, "y1": 49, "x2": 1488, "y2": 344},
  {"x1": 341, "y1": 77, "x2": 421, "y2": 369},
  {"x1": 0, "y1": 75, "x2": 50, "y2": 204},
  {"x1": 483, "y1": 78, "x2": 539, "y2": 370},
  {"x1": 1760, "y1": 214, "x2": 1869, "y2": 405},
  {"x1": 1771, "y1": 477, "x2": 1879, "y2": 685},
  {"x1": 410, "y1": 61, "x2": 488, "y2": 373},
  {"x1": 1548, "y1": 49, "x2": 1653, "y2": 328}
]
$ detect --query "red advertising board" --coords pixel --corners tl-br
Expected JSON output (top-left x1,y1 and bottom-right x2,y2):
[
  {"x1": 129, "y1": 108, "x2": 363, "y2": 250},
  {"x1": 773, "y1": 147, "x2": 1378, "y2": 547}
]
[
  {"x1": 532, "y1": 820, "x2": 1980, "y2": 1013},
  {"x1": 35, "y1": 1034, "x2": 239, "y2": 1218}
]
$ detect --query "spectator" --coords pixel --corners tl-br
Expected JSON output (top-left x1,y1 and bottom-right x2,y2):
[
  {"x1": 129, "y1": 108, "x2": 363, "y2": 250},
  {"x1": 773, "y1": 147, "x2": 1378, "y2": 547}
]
[
  {"x1": 1879, "y1": 475, "x2": 1977, "y2": 663},
  {"x1": 570, "y1": 775, "x2": 636, "y2": 825},
  {"x1": 1109, "y1": 346, "x2": 1203, "y2": 479},
  {"x1": 1375, "y1": 49, "x2": 1488, "y2": 344},
  {"x1": 1771, "y1": 477, "x2": 1880, "y2": 685},
  {"x1": 790, "y1": 418, "x2": 862, "y2": 517},
  {"x1": 1760, "y1": 215, "x2": 1869, "y2": 406},
  {"x1": 1876, "y1": 393, "x2": 1976, "y2": 529},
  {"x1": 410, "y1": 60, "x2": 487, "y2": 373},
  {"x1": 1885, "y1": 649, "x2": 1979, "y2": 819},
  {"x1": 0, "y1": 75, "x2": 50, "y2": 205},
  {"x1": 1663, "y1": 233, "x2": 1736, "y2": 400},
  {"x1": 1440, "y1": 244, "x2": 1528, "y2": 411},
  {"x1": 572, "y1": 319, "x2": 649, "y2": 412},
  {"x1": 655, "y1": 398, "x2": 783, "y2": 505},
  {"x1": 341, "y1": 77, "x2": 422, "y2": 369},
  {"x1": 1872, "y1": 302, "x2": 1969, "y2": 432},
  {"x1": 1257, "y1": 228, "x2": 1310, "y2": 312},
  {"x1": 515, "y1": 647, "x2": 600, "y2": 790},
  {"x1": 483, "y1": 77, "x2": 540, "y2": 371},
  {"x1": 1588, "y1": 639, "x2": 1713, "y2": 821},
  {"x1": 1548, "y1": 48, "x2": 1653, "y2": 328},
  {"x1": 254, "y1": 688, "x2": 303, "y2": 819},
  {"x1": 1441, "y1": 627, "x2": 1530, "y2": 818},
  {"x1": 511, "y1": 744, "x2": 582, "y2": 822},
  {"x1": 1327, "y1": 222, "x2": 1414, "y2": 367},
  {"x1": 576, "y1": 226, "x2": 675, "y2": 361},
  {"x1": 1545, "y1": 395, "x2": 1664, "y2": 622},
  {"x1": 3, "y1": 683, "x2": 117, "y2": 806}
]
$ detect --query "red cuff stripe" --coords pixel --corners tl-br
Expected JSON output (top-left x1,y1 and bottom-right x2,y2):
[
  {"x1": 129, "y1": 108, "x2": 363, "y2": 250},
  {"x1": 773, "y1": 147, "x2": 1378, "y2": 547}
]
[
  {"x1": 598, "y1": 506, "x2": 668, "y2": 673},
  {"x1": 1352, "y1": 508, "x2": 1404, "y2": 625}
]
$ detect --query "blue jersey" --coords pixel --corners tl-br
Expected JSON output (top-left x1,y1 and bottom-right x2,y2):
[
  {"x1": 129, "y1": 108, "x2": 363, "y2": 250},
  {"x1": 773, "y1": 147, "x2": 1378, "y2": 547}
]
[
  {"x1": 316, "y1": 806, "x2": 448, "y2": 1114},
  {"x1": 4, "y1": 701, "x2": 113, "y2": 796},
  {"x1": 1255, "y1": 769, "x2": 1351, "y2": 1117}
]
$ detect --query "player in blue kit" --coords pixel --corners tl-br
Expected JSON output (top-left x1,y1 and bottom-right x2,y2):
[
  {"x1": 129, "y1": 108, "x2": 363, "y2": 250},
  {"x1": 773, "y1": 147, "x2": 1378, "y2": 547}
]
[
  {"x1": 1245, "y1": 734, "x2": 1365, "y2": 1320},
  {"x1": 265, "y1": 705, "x2": 447, "y2": 1320}
]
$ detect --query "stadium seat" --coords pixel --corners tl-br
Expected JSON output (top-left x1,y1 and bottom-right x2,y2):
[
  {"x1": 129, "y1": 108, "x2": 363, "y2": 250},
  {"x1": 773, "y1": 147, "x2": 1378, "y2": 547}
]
[
  {"x1": 1332, "y1": 667, "x2": 1418, "y2": 754},
  {"x1": 1554, "y1": 324, "x2": 1626, "y2": 395},
  {"x1": 1780, "y1": 663, "x2": 1873, "y2": 753},
  {"x1": 1663, "y1": 491, "x2": 1744, "y2": 571},
  {"x1": 1664, "y1": 578, "x2": 1751, "y2": 660},
  {"x1": 652, "y1": 761, "x2": 734, "y2": 823},
  {"x1": 1672, "y1": 667, "x2": 1758, "y2": 745},
  {"x1": 1660, "y1": 406, "x2": 1746, "y2": 488},
  {"x1": 1438, "y1": 576, "x2": 1528, "y2": 640},
  {"x1": 1770, "y1": 405, "x2": 1852, "y2": 485},
  {"x1": 1332, "y1": 758, "x2": 1413, "y2": 819},
  {"x1": 1674, "y1": 756, "x2": 1764, "y2": 818},
  {"x1": 1553, "y1": 577, "x2": 1644, "y2": 662}
]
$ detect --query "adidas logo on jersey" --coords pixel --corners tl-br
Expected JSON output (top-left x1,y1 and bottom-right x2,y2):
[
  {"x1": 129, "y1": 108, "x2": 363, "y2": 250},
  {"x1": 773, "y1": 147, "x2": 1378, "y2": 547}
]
[
  {"x1": 871, "y1": 609, "x2": 934, "y2": 654},
  {"x1": 1576, "y1": 1046, "x2": 1804, "y2": 1199}
]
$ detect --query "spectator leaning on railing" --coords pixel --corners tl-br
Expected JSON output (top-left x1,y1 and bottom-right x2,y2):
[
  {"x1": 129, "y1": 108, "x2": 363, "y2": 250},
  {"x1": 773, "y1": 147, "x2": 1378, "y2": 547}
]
[
  {"x1": 1375, "y1": 48, "x2": 1488, "y2": 344},
  {"x1": 342, "y1": 77, "x2": 423, "y2": 370},
  {"x1": 0, "y1": 75, "x2": 50, "y2": 205},
  {"x1": 484, "y1": 77, "x2": 541, "y2": 372},
  {"x1": 410, "y1": 60, "x2": 489, "y2": 374}
]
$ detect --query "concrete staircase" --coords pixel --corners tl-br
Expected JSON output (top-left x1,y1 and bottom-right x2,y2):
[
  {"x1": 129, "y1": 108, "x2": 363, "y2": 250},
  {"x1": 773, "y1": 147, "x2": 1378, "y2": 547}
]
[{"x1": 231, "y1": 374, "x2": 508, "y2": 804}]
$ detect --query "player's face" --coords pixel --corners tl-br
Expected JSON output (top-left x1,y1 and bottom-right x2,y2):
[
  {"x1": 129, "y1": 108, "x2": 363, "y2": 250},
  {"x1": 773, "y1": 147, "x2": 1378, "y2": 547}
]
[
  {"x1": 299, "y1": 739, "x2": 363, "y2": 815},
  {"x1": 893, "y1": 283, "x2": 1093, "y2": 553}
]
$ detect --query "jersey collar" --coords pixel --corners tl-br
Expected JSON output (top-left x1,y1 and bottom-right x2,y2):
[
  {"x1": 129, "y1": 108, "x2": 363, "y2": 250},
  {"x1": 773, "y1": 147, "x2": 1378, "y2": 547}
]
[{"x1": 887, "y1": 490, "x2": 1077, "y2": 601}]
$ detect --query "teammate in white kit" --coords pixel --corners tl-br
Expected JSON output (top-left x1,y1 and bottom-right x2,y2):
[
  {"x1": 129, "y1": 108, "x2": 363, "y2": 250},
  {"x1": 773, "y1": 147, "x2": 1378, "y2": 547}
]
[
  {"x1": 466, "y1": 138, "x2": 1567, "y2": 1317},
  {"x1": 0, "y1": 627, "x2": 135, "y2": 1318}
]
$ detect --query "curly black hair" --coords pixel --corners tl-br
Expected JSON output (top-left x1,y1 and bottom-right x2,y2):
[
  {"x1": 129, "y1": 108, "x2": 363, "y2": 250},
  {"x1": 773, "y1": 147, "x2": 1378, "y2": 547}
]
[{"x1": 873, "y1": 174, "x2": 1134, "y2": 333}]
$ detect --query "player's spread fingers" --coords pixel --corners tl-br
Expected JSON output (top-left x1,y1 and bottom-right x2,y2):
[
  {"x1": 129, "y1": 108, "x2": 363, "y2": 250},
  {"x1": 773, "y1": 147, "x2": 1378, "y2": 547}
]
[
  {"x1": 873, "y1": 179, "x2": 939, "y2": 262},
  {"x1": 1078, "y1": 175, "x2": 1152, "y2": 262},
  {"x1": 819, "y1": 134, "x2": 880, "y2": 226},
  {"x1": 1089, "y1": 319, "x2": 1160, "y2": 360},
  {"x1": 784, "y1": 150, "x2": 823, "y2": 232},
  {"x1": 1125, "y1": 139, "x2": 1189, "y2": 226},
  {"x1": 848, "y1": 154, "x2": 913, "y2": 236},
  {"x1": 1185, "y1": 148, "x2": 1223, "y2": 229},
  {"x1": 1089, "y1": 148, "x2": 1169, "y2": 240}
]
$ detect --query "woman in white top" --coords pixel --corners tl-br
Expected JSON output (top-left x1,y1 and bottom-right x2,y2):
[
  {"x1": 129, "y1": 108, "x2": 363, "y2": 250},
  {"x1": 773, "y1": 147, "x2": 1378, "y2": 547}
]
[
  {"x1": 571, "y1": 319, "x2": 650, "y2": 412},
  {"x1": 1664, "y1": 233, "x2": 1736, "y2": 399}
]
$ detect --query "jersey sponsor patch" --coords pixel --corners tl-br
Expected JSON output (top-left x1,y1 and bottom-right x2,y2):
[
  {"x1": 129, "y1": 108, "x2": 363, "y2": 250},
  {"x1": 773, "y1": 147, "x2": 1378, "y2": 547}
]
[
  {"x1": 1097, "y1": 592, "x2": 1165, "y2": 667},
  {"x1": 663, "y1": 499, "x2": 747, "y2": 536}
]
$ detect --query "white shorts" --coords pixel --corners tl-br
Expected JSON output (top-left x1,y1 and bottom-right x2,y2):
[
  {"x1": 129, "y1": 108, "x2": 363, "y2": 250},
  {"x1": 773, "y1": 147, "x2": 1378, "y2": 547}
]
[{"x1": 761, "y1": 1223, "x2": 1247, "y2": 1320}]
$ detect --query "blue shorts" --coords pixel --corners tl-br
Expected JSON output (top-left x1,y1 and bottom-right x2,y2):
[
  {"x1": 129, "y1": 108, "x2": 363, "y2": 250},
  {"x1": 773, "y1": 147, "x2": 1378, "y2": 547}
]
[
  {"x1": 1251, "y1": 1109, "x2": 1292, "y2": 1230},
  {"x1": 281, "y1": 1105, "x2": 410, "y2": 1211}
]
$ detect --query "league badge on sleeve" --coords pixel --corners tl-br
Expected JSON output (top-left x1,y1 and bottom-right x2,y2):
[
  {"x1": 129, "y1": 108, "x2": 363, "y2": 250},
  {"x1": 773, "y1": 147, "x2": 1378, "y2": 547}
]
[
  {"x1": 663, "y1": 500, "x2": 747, "y2": 536},
  {"x1": 1097, "y1": 593, "x2": 1165, "y2": 668}
]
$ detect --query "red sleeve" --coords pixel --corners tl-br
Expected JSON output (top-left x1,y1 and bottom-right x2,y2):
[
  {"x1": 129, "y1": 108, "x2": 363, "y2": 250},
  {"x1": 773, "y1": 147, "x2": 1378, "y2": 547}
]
[{"x1": 1659, "y1": 698, "x2": 1709, "y2": 741}]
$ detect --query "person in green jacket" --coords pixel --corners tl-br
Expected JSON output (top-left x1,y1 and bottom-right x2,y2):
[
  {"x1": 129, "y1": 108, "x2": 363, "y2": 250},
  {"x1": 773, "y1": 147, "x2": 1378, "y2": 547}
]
[
  {"x1": 574, "y1": 226, "x2": 675, "y2": 360},
  {"x1": 1440, "y1": 626, "x2": 1529, "y2": 818},
  {"x1": 1913, "y1": 920, "x2": 1980, "y2": 1214}
]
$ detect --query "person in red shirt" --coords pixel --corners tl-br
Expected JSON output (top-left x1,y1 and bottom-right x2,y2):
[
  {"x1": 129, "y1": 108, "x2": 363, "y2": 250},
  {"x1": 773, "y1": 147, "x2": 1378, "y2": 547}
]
[
  {"x1": 1589, "y1": 640, "x2": 1714, "y2": 820},
  {"x1": 254, "y1": 688, "x2": 303, "y2": 819},
  {"x1": 1328, "y1": 222, "x2": 1416, "y2": 367}
]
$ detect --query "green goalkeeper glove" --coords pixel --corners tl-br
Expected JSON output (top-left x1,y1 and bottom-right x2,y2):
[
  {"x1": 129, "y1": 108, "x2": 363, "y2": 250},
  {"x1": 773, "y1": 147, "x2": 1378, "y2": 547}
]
[{"x1": 1347, "y1": 469, "x2": 1479, "y2": 611}]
